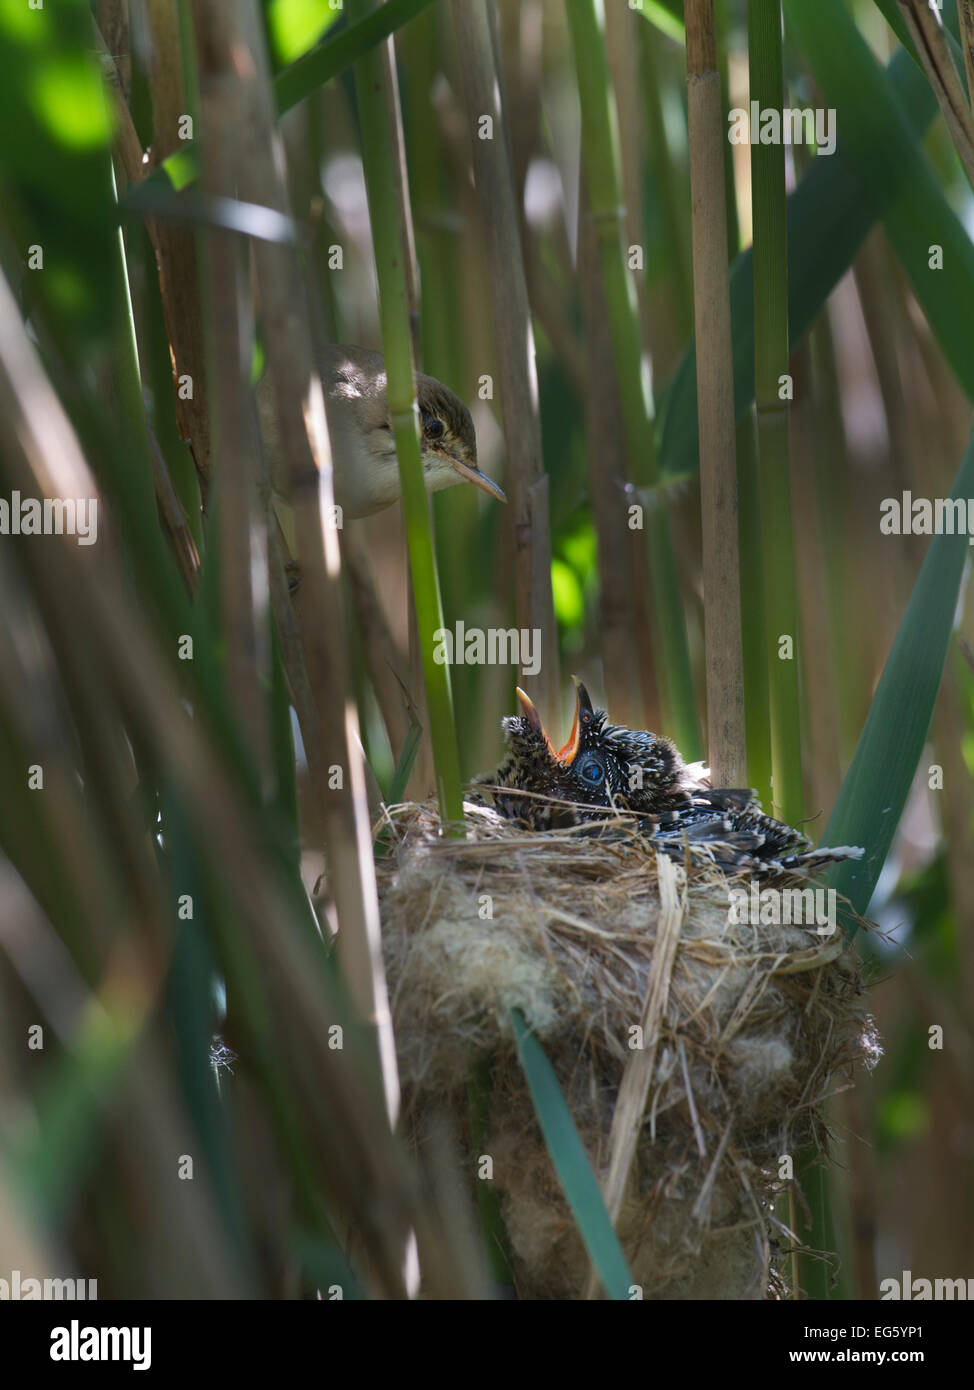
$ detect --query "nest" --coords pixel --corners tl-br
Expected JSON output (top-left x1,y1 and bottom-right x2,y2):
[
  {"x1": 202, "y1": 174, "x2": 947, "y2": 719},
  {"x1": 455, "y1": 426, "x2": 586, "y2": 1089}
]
[{"x1": 377, "y1": 799, "x2": 879, "y2": 1300}]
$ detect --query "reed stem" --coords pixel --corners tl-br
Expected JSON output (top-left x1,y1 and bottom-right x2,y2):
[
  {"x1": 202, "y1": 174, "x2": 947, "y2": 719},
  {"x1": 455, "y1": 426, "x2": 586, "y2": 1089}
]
[
  {"x1": 685, "y1": 0, "x2": 746, "y2": 785},
  {"x1": 749, "y1": 0, "x2": 803, "y2": 827},
  {"x1": 566, "y1": 0, "x2": 699, "y2": 759},
  {"x1": 354, "y1": 25, "x2": 464, "y2": 826}
]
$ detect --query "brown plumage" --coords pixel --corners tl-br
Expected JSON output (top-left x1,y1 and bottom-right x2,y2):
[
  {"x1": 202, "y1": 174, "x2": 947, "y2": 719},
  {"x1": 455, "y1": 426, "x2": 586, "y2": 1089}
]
[{"x1": 259, "y1": 343, "x2": 505, "y2": 519}]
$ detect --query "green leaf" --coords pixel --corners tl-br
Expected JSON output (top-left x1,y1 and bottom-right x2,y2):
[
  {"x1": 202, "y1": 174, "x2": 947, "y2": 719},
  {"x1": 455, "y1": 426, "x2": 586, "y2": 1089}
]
[
  {"x1": 869, "y1": 0, "x2": 918, "y2": 63},
  {"x1": 511, "y1": 1008, "x2": 634, "y2": 1300},
  {"x1": 879, "y1": 1091, "x2": 930, "y2": 1141},
  {"x1": 551, "y1": 558, "x2": 585, "y2": 629},
  {"x1": 630, "y1": 0, "x2": 685, "y2": 46},
  {"x1": 659, "y1": 47, "x2": 943, "y2": 476},
  {"x1": 387, "y1": 719, "x2": 421, "y2": 807},
  {"x1": 122, "y1": 185, "x2": 302, "y2": 244},
  {"x1": 274, "y1": 0, "x2": 438, "y2": 114},
  {"x1": 268, "y1": 0, "x2": 342, "y2": 66},
  {"x1": 29, "y1": 53, "x2": 113, "y2": 150},
  {"x1": 784, "y1": 0, "x2": 974, "y2": 397},
  {"x1": 822, "y1": 425, "x2": 974, "y2": 920}
]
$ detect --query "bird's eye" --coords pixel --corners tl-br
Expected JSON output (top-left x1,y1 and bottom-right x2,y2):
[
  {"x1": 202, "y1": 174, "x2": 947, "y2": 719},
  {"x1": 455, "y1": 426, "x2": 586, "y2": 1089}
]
[
  {"x1": 579, "y1": 757, "x2": 605, "y2": 785},
  {"x1": 424, "y1": 416, "x2": 445, "y2": 441}
]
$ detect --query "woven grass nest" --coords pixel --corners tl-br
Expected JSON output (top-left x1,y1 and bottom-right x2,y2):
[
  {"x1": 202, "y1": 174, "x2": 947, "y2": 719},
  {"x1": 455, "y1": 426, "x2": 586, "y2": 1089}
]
[{"x1": 377, "y1": 798, "x2": 880, "y2": 1300}]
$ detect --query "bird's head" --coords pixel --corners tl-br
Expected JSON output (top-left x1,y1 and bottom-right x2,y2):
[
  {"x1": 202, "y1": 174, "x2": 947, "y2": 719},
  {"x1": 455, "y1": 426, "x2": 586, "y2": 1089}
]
[
  {"x1": 501, "y1": 678, "x2": 686, "y2": 819},
  {"x1": 412, "y1": 376, "x2": 506, "y2": 504},
  {"x1": 322, "y1": 346, "x2": 506, "y2": 513}
]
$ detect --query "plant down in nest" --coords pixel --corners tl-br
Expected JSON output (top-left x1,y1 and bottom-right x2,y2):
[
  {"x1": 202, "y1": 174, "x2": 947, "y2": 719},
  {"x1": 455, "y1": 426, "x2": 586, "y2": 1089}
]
[{"x1": 377, "y1": 799, "x2": 881, "y2": 1300}]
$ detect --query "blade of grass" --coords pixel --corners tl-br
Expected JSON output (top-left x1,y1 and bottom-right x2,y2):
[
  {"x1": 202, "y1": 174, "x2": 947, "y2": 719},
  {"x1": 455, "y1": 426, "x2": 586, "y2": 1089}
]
[
  {"x1": 822, "y1": 425, "x2": 974, "y2": 921},
  {"x1": 511, "y1": 1009, "x2": 634, "y2": 1300},
  {"x1": 354, "y1": 11, "x2": 464, "y2": 828},
  {"x1": 373, "y1": 715, "x2": 422, "y2": 861},
  {"x1": 631, "y1": 0, "x2": 686, "y2": 47},
  {"x1": 275, "y1": 0, "x2": 438, "y2": 114}
]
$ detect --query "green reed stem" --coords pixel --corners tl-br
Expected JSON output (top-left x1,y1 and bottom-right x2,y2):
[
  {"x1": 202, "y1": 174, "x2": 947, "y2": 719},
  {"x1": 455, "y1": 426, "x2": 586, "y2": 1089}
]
[
  {"x1": 749, "y1": 0, "x2": 802, "y2": 827},
  {"x1": 354, "y1": 29, "x2": 463, "y2": 826},
  {"x1": 566, "y1": 0, "x2": 700, "y2": 759},
  {"x1": 749, "y1": 0, "x2": 819, "y2": 1301}
]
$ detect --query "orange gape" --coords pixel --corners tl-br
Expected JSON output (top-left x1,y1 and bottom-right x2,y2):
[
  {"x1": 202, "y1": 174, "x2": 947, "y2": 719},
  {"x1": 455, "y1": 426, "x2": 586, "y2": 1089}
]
[{"x1": 557, "y1": 707, "x2": 581, "y2": 764}]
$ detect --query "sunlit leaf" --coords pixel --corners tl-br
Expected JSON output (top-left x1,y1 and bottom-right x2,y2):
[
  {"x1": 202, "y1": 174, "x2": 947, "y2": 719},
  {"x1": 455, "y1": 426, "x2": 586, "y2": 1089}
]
[
  {"x1": 551, "y1": 558, "x2": 585, "y2": 629},
  {"x1": 268, "y1": 0, "x2": 342, "y2": 66},
  {"x1": 30, "y1": 55, "x2": 112, "y2": 151}
]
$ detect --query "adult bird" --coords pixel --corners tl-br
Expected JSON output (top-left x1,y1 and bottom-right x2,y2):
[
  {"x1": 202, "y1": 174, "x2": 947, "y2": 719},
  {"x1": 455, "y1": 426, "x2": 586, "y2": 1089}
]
[
  {"x1": 258, "y1": 343, "x2": 506, "y2": 520},
  {"x1": 488, "y1": 679, "x2": 862, "y2": 878}
]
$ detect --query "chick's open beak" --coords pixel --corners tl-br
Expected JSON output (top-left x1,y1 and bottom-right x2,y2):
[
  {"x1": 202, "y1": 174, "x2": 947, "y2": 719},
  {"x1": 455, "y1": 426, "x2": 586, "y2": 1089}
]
[
  {"x1": 435, "y1": 446, "x2": 507, "y2": 504},
  {"x1": 556, "y1": 676, "x2": 595, "y2": 764},
  {"x1": 516, "y1": 681, "x2": 594, "y2": 765},
  {"x1": 515, "y1": 686, "x2": 557, "y2": 757}
]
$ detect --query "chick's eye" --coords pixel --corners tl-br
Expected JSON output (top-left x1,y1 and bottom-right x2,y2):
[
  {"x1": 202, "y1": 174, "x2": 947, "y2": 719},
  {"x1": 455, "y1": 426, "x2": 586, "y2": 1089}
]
[
  {"x1": 579, "y1": 758, "x2": 604, "y2": 785},
  {"x1": 424, "y1": 416, "x2": 445, "y2": 441}
]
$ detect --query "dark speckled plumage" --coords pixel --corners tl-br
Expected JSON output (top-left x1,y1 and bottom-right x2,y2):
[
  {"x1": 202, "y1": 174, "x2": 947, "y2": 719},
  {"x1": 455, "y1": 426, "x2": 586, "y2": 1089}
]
[{"x1": 487, "y1": 682, "x2": 863, "y2": 878}]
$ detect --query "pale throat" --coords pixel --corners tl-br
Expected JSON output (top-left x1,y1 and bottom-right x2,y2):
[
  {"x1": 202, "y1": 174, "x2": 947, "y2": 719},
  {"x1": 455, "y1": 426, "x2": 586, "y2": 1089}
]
[{"x1": 333, "y1": 431, "x2": 459, "y2": 517}]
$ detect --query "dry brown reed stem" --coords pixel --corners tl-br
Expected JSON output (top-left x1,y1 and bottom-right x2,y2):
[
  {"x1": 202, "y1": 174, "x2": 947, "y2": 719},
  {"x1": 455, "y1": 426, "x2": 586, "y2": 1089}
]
[
  {"x1": 374, "y1": 31, "x2": 430, "y2": 790},
  {"x1": 0, "y1": 280, "x2": 262, "y2": 1299},
  {"x1": 960, "y1": 2, "x2": 974, "y2": 110},
  {"x1": 451, "y1": 0, "x2": 560, "y2": 718},
  {"x1": 604, "y1": 1, "x2": 652, "y2": 352},
  {"x1": 685, "y1": 0, "x2": 746, "y2": 786},
  {"x1": 95, "y1": 15, "x2": 208, "y2": 505},
  {"x1": 203, "y1": 0, "x2": 401, "y2": 1124},
  {"x1": 147, "y1": 423, "x2": 201, "y2": 590},
  {"x1": 427, "y1": 65, "x2": 586, "y2": 393},
  {"x1": 96, "y1": 0, "x2": 130, "y2": 98},
  {"x1": 95, "y1": 22, "x2": 144, "y2": 182},
  {"x1": 583, "y1": 851, "x2": 685, "y2": 1297},
  {"x1": 345, "y1": 526, "x2": 412, "y2": 758},
  {"x1": 577, "y1": 195, "x2": 643, "y2": 729},
  {"x1": 524, "y1": 253, "x2": 588, "y2": 397},
  {"x1": 900, "y1": 0, "x2": 974, "y2": 188},
  {"x1": 143, "y1": 0, "x2": 212, "y2": 492},
  {"x1": 194, "y1": 18, "x2": 273, "y2": 787},
  {"x1": 0, "y1": 268, "x2": 462, "y2": 1294},
  {"x1": 601, "y1": 853, "x2": 684, "y2": 1214},
  {"x1": 789, "y1": 350, "x2": 842, "y2": 819},
  {"x1": 498, "y1": 0, "x2": 541, "y2": 197}
]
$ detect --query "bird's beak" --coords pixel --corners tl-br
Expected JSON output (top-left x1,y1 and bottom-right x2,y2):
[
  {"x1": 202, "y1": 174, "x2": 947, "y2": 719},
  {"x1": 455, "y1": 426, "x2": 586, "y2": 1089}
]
[
  {"x1": 437, "y1": 447, "x2": 507, "y2": 504},
  {"x1": 516, "y1": 679, "x2": 594, "y2": 765},
  {"x1": 515, "y1": 686, "x2": 558, "y2": 757},
  {"x1": 557, "y1": 676, "x2": 594, "y2": 764}
]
